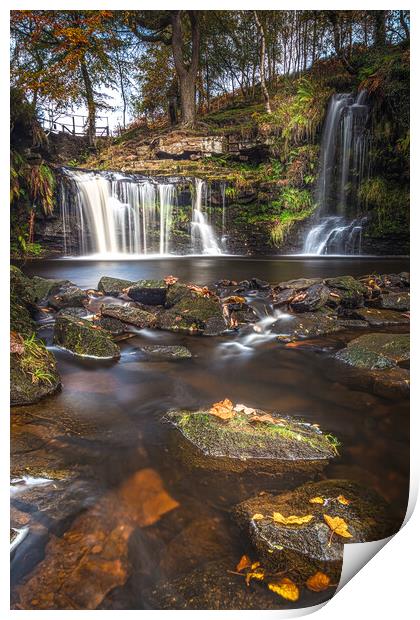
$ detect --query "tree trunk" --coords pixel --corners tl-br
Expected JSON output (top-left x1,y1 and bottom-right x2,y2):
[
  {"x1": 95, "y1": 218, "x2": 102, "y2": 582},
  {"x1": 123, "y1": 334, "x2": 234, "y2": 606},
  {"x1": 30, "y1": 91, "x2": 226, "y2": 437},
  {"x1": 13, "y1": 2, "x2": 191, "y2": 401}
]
[
  {"x1": 171, "y1": 11, "x2": 200, "y2": 127},
  {"x1": 254, "y1": 11, "x2": 271, "y2": 114},
  {"x1": 374, "y1": 10, "x2": 387, "y2": 48},
  {"x1": 80, "y1": 56, "x2": 96, "y2": 147}
]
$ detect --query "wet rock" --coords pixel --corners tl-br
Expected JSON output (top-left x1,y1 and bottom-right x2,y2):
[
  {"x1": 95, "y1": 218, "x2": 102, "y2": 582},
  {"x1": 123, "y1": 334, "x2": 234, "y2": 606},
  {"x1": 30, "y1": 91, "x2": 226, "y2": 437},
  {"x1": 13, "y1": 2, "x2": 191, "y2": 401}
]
[
  {"x1": 148, "y1": 558, "x2": 286, "y2": 610},
  {"x1": 165, "y1": 283, "x2": 193, "y2": 308},
  {"x1": 272, "y1": 312, "x2": 341, "y2": 341},
  {"x1": 369, "y1": 291, "x2": 410, "y2": 311},
  {"x1": 138, "y1": 345, "x2": 192, "y2": 360},
  {"x1": 290, "y1": 284, "x2": 330, "y2": 313},
  {"x1": 11, "y1": 267, "x2": 36, "y2": 335},
  {"x1": 93, "y1": 315, "x2": 128, "y2": 336},
  {"x1": 101, "y1": 303, "x2": 156, "y2": 328},
  {"x1": 250, "y1": 277, "x2": 270, "y2": 290},
  {"x1": 11, "y1": 336, "x2": 60, "y2": 406},
  {"x1": 233, "y1": 479, "x2": 397, "y2": 584},
  {"x1": 325, "y1": 276, "x2": 367, "y2": 308},
  {"x1": 275, "y1": 278, "x2": 322, "y2": 292},
  {"x1": 336, "y1": 319, "x2": 369, "y2": 330},
  {"x1": 272, "y1": 288, "x2": 296, "y2": 308},
  {"x1": 54, "y1": 315, "x2": 120, "y2": 359},
  {"x1": 335, "y1": 333, "x2": 409, "y2": 370},
  {"x1": 47, "y1": 283, "x2": 88, "y2": 310},
  {"x1": 127, "y1": 279, "x2": 167, "y2": 305},
  {"x1": 158, "y1": 293, "x2": 226, "y2": 336},
  {"x1": 97, "y1": 276, "x2": 134, "y2": 297},
  {"x1": 370, "y1": 367, "x2": 410, "y2": 399},
  {"x1": 165, "y1": 408, "x2": 337, "y2": 476},
  {"x1": 56, "y1": 307, "x2": 92, "y2": 320},
  {"x1": 341, "y1": 307, "x2": 409, "y2": 327}
]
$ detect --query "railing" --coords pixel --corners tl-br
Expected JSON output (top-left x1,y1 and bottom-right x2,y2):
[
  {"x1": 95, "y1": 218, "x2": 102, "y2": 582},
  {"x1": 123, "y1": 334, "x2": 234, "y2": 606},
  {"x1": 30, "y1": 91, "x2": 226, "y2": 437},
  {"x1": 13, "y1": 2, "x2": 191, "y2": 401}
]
[{"x1": 39, "y1": 113, "x2": 110, "y2": 137}]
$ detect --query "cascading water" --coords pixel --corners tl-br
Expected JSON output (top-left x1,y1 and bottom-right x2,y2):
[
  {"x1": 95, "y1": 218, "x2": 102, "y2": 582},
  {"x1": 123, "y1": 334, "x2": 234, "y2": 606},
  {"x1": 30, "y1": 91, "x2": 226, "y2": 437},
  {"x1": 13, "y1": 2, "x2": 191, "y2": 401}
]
[
  {"x1": 191, "y1": 178, "x2": 222, "y2": 255},
  {"x1": 60, "y1": 169, "x2": 223, "y2": 257},
  {"x1": 302, "y1": 91, "x2": 370, "y2": 255}
]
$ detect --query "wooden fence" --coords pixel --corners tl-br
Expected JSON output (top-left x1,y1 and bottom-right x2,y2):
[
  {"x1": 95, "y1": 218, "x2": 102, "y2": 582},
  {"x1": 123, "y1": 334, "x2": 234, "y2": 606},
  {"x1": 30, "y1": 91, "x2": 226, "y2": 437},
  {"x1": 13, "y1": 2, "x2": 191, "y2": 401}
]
[{"x1": 39, "y1": 113, "x2": 110, "y2": 137}]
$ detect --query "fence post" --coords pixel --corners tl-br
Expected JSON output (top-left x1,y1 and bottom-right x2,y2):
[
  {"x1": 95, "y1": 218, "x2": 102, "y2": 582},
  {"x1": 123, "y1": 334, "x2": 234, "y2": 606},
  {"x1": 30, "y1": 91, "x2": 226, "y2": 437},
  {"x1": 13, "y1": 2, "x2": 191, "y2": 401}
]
[{"x1": 72, "y1": 117, "x2": 76, "y2": 135}]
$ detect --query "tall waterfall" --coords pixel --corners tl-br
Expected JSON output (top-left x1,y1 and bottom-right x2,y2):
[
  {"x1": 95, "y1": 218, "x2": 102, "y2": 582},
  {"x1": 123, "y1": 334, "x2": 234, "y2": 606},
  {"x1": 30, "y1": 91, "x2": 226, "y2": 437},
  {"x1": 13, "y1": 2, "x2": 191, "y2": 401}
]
[
  {"x1": 60, "y1": 169, "x2": 222, "y2": 257},
  {"x1": 191, "y1": 178, "x2": 222, "y2": 255},
  {"x1": 302, "y1": 91, "x2": 370, "y2": 255}
]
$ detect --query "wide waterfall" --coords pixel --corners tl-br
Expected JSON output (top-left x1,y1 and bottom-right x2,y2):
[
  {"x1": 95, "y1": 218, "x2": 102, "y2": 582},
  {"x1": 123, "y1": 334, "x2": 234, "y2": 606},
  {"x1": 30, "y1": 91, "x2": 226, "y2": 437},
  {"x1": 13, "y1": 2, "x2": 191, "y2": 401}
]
[
  {"x1": 302, "y1": 91, "x2": 370, "y2": 255},
  {"x1": 60, "y1": 169, "x2": 223, "y2": 257}
]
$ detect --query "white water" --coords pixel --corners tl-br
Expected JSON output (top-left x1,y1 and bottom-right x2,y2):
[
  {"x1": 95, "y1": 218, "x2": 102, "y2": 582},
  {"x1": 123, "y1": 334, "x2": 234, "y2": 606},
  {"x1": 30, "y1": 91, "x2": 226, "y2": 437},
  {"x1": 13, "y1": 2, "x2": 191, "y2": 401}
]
[
  {"x1": 61, "y1": 170, "x2": 222, "y2": 257},
  {"x1": 191, "y1": 178, "x2": 222, "y2": 255},
  {"x1": 303, "y1": 91, "x2": 370, "y2": 255}
]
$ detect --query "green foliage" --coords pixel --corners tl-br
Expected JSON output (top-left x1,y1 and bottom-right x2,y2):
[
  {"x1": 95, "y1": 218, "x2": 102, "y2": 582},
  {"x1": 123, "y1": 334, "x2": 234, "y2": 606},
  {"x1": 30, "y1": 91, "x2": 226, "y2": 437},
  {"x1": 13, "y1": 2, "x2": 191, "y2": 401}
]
[
  {"x1": 359, "y1": 177, "x2": 409, "y2": 235},
  {"x1": 19, "y1": 333, "x2": 56, "y2": 386}
]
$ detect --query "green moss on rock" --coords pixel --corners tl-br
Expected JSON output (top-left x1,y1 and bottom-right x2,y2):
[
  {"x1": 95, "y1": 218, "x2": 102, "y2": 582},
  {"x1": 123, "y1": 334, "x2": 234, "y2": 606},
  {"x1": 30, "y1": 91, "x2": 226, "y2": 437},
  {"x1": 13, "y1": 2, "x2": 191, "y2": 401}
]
[
  {"x1": 11, "y1": 334, "x2": 60, "y2": 406},
  {"x1": 53, "y1": 314, "x2": 120, "y2": 359},
  {"x1": 336, "y1": 333, "x2": 409, "y2": 370}
]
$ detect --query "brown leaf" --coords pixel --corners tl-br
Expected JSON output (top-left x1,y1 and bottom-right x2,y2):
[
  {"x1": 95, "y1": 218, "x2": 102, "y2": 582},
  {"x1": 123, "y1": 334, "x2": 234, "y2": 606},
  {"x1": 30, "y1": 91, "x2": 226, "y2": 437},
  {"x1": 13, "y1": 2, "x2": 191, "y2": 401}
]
[
  {"x1": 306, "y1": 571, "x2": 331, "y2": 592},
  {"x1": 209, "y1": 399, "x2": 235, "y2": 420},
  {"x1": 272, "y1": 513, "x2": 314, "y2": 525},
  {"x1": 268, "y1": 577, "x2": 300, "y2": 601},
  {"x1": 236, "y1": 554, "x2": 252, "y2": 573},
  {"x1": 164, "y1": 275, "x2": 178, "y2": 285},
  {"x1": 249, "y1": 413, "x2": 277, "y2": 425}
]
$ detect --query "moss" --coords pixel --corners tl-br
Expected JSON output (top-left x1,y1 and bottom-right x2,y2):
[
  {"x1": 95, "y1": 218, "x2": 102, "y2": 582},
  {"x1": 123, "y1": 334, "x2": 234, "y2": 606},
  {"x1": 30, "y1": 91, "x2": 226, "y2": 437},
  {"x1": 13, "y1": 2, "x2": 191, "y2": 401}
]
[
  {"x1": 11, "y1": 334, "x2": 60, "y2": 406},
  {"x1": 54, "y1": 314, "x2": 120, "y2": 359}
]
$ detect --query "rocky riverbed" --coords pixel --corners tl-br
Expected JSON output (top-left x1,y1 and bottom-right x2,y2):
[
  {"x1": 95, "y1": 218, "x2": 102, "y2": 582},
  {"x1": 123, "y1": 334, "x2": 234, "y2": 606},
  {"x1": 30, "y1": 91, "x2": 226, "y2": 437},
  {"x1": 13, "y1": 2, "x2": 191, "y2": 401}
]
[{"x1": 10, "y1": 265, "x2": 409, "y2": 609}]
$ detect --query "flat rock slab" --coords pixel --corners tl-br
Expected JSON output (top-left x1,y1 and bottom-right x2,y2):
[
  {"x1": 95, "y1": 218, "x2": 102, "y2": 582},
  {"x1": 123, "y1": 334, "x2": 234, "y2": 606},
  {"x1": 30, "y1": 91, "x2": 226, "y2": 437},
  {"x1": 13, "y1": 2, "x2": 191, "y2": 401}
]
[
  {"x1": 344, "y1": 307, "x2": 409, "y2": 326},
  {"x1": 138, "y1": 345, "x2": 192, "y2": 360},
  {"x1": 290, "y1": 284, "x2": 331, "y2": 313},
  {"x1": 54, "y1": 315, "x2": 120, "y2": 359},
  {"x1": 97, "y1": 276, "x2": 134, "y2": 297},
  {"x1": 275, "y1": 278, "x2": 323, "y2": 292},
  {"x1": 127, "y1": 279, "x2": 167, "y2": 305},
  {"x1": 370, "y1": 291, "x2": 410, "y2": 311},
  {"x1": 271, "y1": 313, "x2": 341, "y2": 341},
  {"x1": 47, "y1": 284, "x2": 88, "y2": 310},
  {"x1": 101, "y1": 303, "x2": 156, "y2": 328},
  {"x1": 165, "y1": 409, "x2": 337, "y2": 475},
  {"x1": 335, "y1": 333, "x2": 409, "y2": 370},
  {"x1": 158, "y1": 293, "x2": 226, "y2": 336},
  {"x1": 233, "y1": 479, "x2": 397, "y2": 583}
]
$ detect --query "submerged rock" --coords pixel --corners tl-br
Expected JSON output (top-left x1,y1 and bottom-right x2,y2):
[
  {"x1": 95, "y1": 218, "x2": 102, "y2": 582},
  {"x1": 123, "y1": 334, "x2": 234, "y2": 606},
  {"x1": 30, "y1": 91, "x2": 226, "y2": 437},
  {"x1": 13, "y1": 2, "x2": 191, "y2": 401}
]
[
  {"x1": 275, "y1": 278, "x2": 322, "y2": 292},
  {"x1": 54, "y1": 315, "x2": 120, "y2": 359},
  {"x1": 97, "y1": 276, "x2": 134, "y2": 297},
  {"x1": 158, "y1": 292, "x2": 226, "y2": 336},
  {"x1": 138, "y1": 345, "x2": 192, "y2": 360},
  {"x1": 233, "y1": 479, "x2": 397, "y2": 584},
  {"x1": 272, "y1": 312, "x2": 341, "y2": 341},
  {"x1": 101, "y1": 303, "x2": 156, "y2": 328},
  {"x1": 127, "y1": 279, "x2": 167, "y2": 305},
  {"x1": 47, "y1": 283, "x2": 88, "y2": 310},
  {"x1": 11, "y1": 335, "x2": 61, "y2": 406},
  {"x1": 335, "y1": 333, "x2": 409, "y2": 370},
  {"x1": 341, "y1": 307, "x2": 410, "y2": 326},
  {"x1": 165, "y1": 408, "x2": 337, "y2": 475}
]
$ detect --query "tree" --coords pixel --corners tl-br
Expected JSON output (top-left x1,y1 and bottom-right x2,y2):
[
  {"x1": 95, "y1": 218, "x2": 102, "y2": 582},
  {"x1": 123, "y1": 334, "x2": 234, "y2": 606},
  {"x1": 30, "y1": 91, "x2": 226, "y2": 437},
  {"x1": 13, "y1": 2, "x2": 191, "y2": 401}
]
[{"x1": 254, "y1": 11, "x2": 271, "y2": 113}]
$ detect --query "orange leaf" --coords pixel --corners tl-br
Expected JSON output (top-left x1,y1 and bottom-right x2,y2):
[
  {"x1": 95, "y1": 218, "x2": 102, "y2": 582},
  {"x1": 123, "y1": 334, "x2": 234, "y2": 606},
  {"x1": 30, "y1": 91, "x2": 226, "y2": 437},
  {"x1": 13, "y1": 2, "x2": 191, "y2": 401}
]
[
  {"x1": 236, "y1": 554, "x2": 252, "y2": 572},
  {"x1": 249, "y1": 413, "x2": 277, "y2": 425},
  {"x1": 306, "y1": 571, "x2": 331, "y2": 592},
  {"x1": 337, "y1": 495, "x2": 350, "y2": 505}
]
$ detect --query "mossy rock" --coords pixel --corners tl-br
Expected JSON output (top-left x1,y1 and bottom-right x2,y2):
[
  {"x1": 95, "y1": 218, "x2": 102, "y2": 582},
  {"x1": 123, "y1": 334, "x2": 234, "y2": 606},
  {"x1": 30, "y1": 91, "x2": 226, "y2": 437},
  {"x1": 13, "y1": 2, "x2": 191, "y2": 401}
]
[
  {"x1": 30, "y1": 276, "x2": 72, "y2": 303},
  {"x1": 342, "y1": 307, "x2": 410, "y2": 327},
  {"x1": 101, "y1": 303, "x2": 156, "y2": 328},
  {"x1": 11, "y1": 336, "x2": 61, "y2": 406},
  {"x1": 370, "y1": 291, "x2": 410, "y2": 311},
  {"x1": 93, "y1": 315, "x2": 128, "y2": 336},
  {"x1": 53, "y1": 315, "x2": 120, "y2": 359},
  {"x1": 47, "y1": 283, "x2": 88, "y2": 310},
  {"x1": 272, "y1": 312, "x2": 341, "y2": 341},
  {"x1": 325, "y1": 276, "x2": 368, "y2": 308},
  {"x1": 97, "y1": 276, "x2": 134, "y2": 297},
  {"x1": 336, "y1": 333, "x2": 409, "y2": 370},
  {"x1": 233, "y1": 479, "x2": 397, "y2": 584},
  {"x1": 10, "y1": 266, "x2": 36, "y2": 307},
  {"x1": 138, "y1": 345, "x2": 192, "y2": 359},
  {"x1": 158, "y1": 293, "x2": 226, "y2": 335},
  {"x1": 165, "y1": 283, "x2": 195, "y2": 308},
  {"x1": 165, "y1": 409, "x2": 338, "y2": 475},
  {"x1": 127, "y1": 279, "x2": 167, "y2": 305}
]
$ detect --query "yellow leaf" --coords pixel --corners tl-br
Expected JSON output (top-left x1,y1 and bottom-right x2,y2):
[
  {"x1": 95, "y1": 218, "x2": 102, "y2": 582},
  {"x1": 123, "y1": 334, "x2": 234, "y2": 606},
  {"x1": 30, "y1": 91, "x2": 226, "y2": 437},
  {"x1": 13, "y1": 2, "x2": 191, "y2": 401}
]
[
  {"x1": 252, "y1": 513, "x2": 265, "y2": 521},
  {"x1": 272, "y1": 512, "x2": 314, "y2": 525},
  {"x1": 309, "y1": 497, "x2": 324, "y2": 504},
  {"x1": 306, "y1": 571, "x2": 331, "y2": 592},
  {"x1": 236, "y1": 555, "x2": 252, "y2": 572},
  {"x1": 324, "y1": 514, "x2": 353, "y2": 543},
  {"x1": 337, "y1": 495, "x2": 350, "y2": 505},
  {"x1": 250, "y1": 561, "x2": 261, "y2": 570},
  {"x1": 245, "y1": 568, "x2": 265, "y2": 586},
  {"x1": 268, "y1": 577, "x2": 300, "y2": 601}
]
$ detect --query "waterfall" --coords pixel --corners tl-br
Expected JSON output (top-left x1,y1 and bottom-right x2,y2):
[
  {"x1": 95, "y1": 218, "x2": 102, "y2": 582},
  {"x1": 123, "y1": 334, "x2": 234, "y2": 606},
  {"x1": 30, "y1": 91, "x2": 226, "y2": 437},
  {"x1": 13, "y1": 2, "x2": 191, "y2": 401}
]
[
  {"x1": 302, "y1": 91, "x2": 370, "y2": 255},
  {"x1": 60, "y1": 169, "x2": 223, "y2": 257},
  {"x1": 191, "y1": 178, "x2": 222, "y2": 255}
]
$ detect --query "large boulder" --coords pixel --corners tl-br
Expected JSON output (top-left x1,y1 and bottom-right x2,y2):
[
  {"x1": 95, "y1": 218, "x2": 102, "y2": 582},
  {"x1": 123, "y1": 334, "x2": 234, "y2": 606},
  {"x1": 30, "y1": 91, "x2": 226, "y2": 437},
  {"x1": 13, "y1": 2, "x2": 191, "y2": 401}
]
[
  {"x1": 127, "y1": 279, "x2": 167, "y2": 305},
  {"x1": 30, "y1": 276, "x2": 72, "y2": 303},
  {"x1": 11, "y1": 333, "x2": 60, "y2": 406},
  {"x1": 10, "y1": 266, "x2": 36, "y2": 336},
  {"x1": 233, "y1": 479, "x2": 397, "y2": 584},
  {"x1": 369, "y1": 291, "x2": 410, "y2": 311},
  {"x1": 53, "y1": 315, "x2": 120, "y2": 359},
  {"x1": 290, "y1": 284, "x2": 330, "y2": 313},
  {"x1": 47, "y1": 283, "x2": 88, "y2": 310},
  {"x1": 100, "y1": 303, "x2": 156, "y2": 328},
  {"x1": 158, "y1": 292, "x2": 226, "y2": 336},
  {"x1": 335, "y1": 333, "x2": 409, "y2": 370},
  {"x1": 340, "y1": 307, "x2": 410, "y2": 327},
  {"x1": 97, "y1": 276, "x2": 134, "y2": 297},
  {"x1": 165, "y1": 406, "x2": 337, "y2": 476}
]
